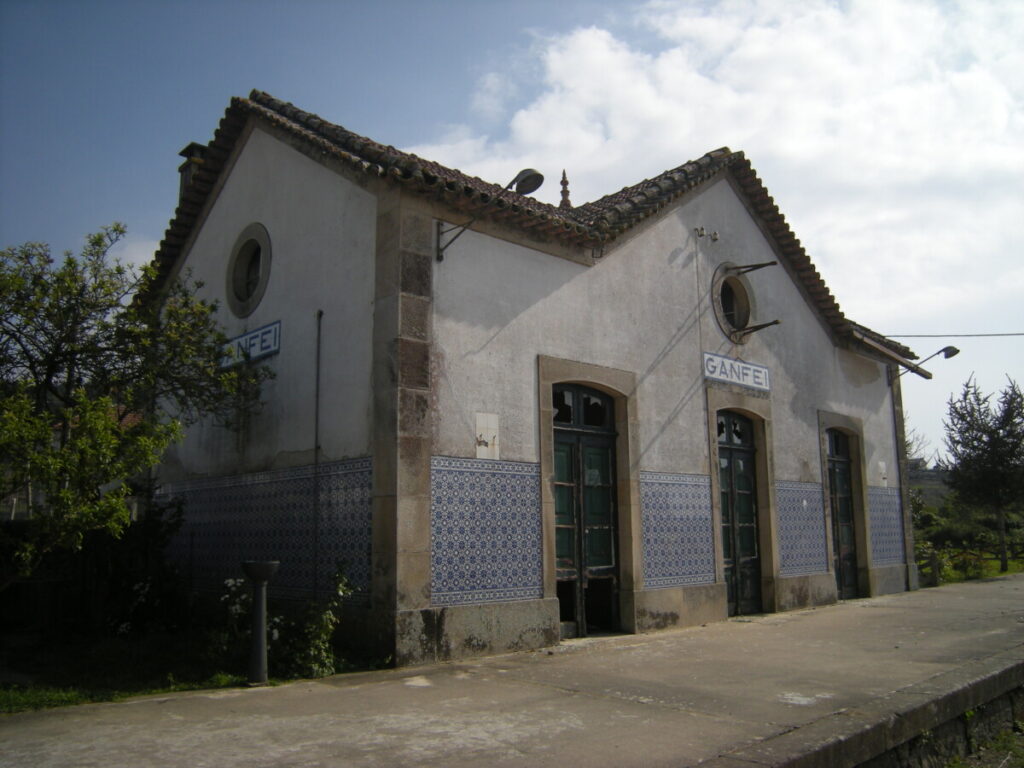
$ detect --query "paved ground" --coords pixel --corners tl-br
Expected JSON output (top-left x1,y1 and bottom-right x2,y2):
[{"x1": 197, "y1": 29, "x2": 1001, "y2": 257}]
[{"x1": 3, "y1": 576, "x2": 1023, "y2": 768}]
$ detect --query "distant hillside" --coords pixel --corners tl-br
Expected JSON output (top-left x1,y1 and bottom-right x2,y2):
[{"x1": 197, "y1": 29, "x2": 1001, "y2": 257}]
[{"x1": 908, "y1": 463, "x2": 950, "y2": 509}]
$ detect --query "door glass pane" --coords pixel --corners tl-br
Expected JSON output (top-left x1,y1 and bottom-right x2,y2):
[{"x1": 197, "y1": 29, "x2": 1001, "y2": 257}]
[
  {"x1": 735, "y1": 459, "x2": 753, "y2": 493},
  {"x1": 828, "y1": 430, "x2": 850, "y2": 459},
  {"x1": 556, "y1": 527, "x2": 575, "y2": 568},
  {"x1": 555, "y1": 485, "x2": 573, "y2": 524},
  {"x1": 586, "y1": 528, "x2": 613, "y2": 567},
  {"x1": 554, "y1": 389, "x2": 573, "y2": 423},
  {"x1": 584, "y1": 487, "x2": 611, "y2": 524},
  {"x1": 722, "y1": 524, "x2": 733, "y2": 559},
  {"x1": 736, "y1": 493, "x2": 755, "y2": 524},
  {"x1": 554, "y1": 443, "x2": 572, "y2": 482},
  {"x1": 838, "y1": 497, "x2": 853, "y2": 524},
  {"x1": 584, "y1": 447, "x2": 609, "y2": 485},
  {"x1": 837, "y1": 469, "x2": 851, "y2": 497},
  {"x1": 582, "y1": 393, "x2": 607, "y2": 427},
  {"x1": 738, "y1": 523, "x2": 757, "y2": 556}
]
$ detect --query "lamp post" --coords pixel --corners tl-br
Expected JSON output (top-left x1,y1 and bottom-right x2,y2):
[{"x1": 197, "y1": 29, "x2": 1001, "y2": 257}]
[
  {"x1": 898, "y1": 345, "x2": 960, "y2": 378},
  {"x1": 436, "y1": 169, "x2": 544, "y2": 261}
]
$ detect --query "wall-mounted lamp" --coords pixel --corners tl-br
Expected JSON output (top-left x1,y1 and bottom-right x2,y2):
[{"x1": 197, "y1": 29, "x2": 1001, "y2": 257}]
[
  {"x1": 436, "y1": 169, "x2": 544, "y2": 261},
  {"x1": 897, "y1": 345, "x2": 960, "y2": 378},
  {"x1": 695, "y1": 226, "x2": 719, "y2": 241}
]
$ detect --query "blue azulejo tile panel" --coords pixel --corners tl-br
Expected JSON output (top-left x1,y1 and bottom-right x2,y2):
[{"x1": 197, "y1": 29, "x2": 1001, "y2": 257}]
[
  {"x1": 159, "y1": 458, "x2": 372, "y2": 601},
  {"x1": 430, "y1": 456, "x2": 542, "y2": 607},
  {"x1": 776, "y1": 481, "x2": 829, "y2": 577},
  {"x1": 869, "y1": 486, "x2": 906, "y2": 566},
  {"x1": 640, "y1": 472, "x2": 715, "y2": 589}
]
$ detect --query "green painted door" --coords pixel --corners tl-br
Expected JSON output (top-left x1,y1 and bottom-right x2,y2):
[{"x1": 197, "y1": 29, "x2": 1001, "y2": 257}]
[
  {"x1": 553, "y1": 385, "x2": 618, "y2": 636},
  {"x1": 828, "y1": 429, "x2": 858, "y2": 599},
  {"x1": 718, "y1": 411, "x2": 762, "y2": 616}
]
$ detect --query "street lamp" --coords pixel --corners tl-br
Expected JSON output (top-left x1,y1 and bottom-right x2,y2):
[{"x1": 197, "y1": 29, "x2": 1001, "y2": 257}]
[
  {"x1": 436, "y1": 169, "x2": 544, "y2": 261},
  {"x1": 898, "y1": 345, "x2": 960, "y2": 378}
]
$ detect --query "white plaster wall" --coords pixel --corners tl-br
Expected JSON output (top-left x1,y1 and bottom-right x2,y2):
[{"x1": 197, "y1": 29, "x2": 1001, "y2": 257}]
[
  {"x1": 162, "y1": 126, "x2": 377, "y2": 479},
  {"x1": 432, "y1": 177, "x2": 898, "y2": 485}
]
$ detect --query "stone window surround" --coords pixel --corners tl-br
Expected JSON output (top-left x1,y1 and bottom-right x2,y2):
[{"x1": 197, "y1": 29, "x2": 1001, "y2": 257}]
[
  {"x1": 537, "y1": 355, "x2": 643, "y2": 631},
  {"x1": 711, "y1": 262, "x2": 759, "y2": 345},
  {"x1": 704, "y1": 384, "x2": 782, "y2": 611}
]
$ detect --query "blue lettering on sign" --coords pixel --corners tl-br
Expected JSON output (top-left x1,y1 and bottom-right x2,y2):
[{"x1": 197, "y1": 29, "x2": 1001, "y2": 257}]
[
  {"x1": 702, "y1": 352, "x2": 770, "y2": 392},
  {"x1": 223, "y1": 321, "x2": 281, "y2": 366}
]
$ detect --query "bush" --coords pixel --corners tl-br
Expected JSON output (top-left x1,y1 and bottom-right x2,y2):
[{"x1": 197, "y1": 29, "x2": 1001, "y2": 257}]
[{"x1": 203, "y1": 567, "x2": 353, "y2": 680}]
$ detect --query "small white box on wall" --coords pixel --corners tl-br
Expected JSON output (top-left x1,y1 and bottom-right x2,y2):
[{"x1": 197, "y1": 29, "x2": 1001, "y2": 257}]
[{"x1": 475, "y1": 412, "x2": 500, "y2": 460}]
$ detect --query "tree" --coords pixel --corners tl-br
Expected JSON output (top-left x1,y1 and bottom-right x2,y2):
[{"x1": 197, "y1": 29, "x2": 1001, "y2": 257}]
[
  {"x1": 903, "y1": 416, "x2": 933, "y2": 466},
  {"x1": 0, "y1": 224, "x2": 270, "y2": 591},
  {"x1": 941, "y1": 376, "x2": 1024, "y2": 572}
]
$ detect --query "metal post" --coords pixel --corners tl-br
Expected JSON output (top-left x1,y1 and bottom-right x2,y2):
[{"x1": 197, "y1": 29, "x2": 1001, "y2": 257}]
[{"x1": 242, "y1": 560, "x2": 279, "y2": 686}]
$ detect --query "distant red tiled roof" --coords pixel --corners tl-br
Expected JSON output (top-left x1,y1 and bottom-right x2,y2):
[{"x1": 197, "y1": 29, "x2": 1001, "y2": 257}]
[{"x1": 150, "y1": 90, "x2": 914, "y2": 360}]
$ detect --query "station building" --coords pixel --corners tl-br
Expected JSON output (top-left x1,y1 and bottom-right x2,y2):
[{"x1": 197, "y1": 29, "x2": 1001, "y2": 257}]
[{"x1": 154, "y1": 91, "x2": 919, "y2": 665}]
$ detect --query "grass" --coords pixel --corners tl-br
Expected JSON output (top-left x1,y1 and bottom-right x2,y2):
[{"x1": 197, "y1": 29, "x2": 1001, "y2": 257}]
[
  {"x1": 947, "y1": 728, "x2": 1024, "y2": 768},
  {"x1": 1, "y1": 631, "x2": 247, "y2": 714},
  {"x1": 918, "y1": 555, "x2": 1024, "y2": 586}
]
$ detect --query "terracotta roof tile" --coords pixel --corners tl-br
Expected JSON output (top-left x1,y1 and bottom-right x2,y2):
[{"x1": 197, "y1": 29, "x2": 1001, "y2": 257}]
[{"x1": 148, "y1": 90, "x2": 914, "y2": 361}]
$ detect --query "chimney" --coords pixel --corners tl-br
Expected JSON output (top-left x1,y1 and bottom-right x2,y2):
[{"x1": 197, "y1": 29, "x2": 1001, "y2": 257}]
[{"x1": 178, "y1": 142, "x2": 206, "y2": 203}]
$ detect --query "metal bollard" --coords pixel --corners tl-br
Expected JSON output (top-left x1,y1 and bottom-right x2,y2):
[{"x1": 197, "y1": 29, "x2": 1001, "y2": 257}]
[{"x1": 241, "y1": 560, "x2": 280, "y2": 685}]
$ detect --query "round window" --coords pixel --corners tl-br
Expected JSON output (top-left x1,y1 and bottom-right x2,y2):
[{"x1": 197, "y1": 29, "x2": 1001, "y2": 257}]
[
  {"x1": 712, "y1": 265, "x2": 754, "y2": 343},
  {"x1": 226, "y1": 223, "x2": 271, "y2": 317},
  {"x1": 720, "y1": 276, "x2": 750, "y2": 330}
]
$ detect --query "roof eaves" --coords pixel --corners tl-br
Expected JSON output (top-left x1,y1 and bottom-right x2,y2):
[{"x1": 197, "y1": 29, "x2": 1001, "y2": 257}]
[
  {"x1": 724, "y1": 156, "x2": 915, "y2": 361},
  {"x1": 144, "y1": 91, "x2": 916, "y2": 363}
]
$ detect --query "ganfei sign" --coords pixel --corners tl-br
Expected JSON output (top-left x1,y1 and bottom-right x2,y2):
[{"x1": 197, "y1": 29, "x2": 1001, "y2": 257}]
[
  {"x1": 703, "y1": 352, "x2": 771, "y2": 392},
  {"x1": 223, "y1": 321, "x2": 281, "y2": 366}
]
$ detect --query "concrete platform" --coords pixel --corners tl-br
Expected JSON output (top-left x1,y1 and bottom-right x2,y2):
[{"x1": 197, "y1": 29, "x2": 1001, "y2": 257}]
[{"x1": 2, "y1": 575, "x2": 1023, "y2": 768}]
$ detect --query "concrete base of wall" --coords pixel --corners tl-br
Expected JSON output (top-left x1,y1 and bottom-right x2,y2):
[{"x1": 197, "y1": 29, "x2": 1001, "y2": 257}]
[
  {"x1": 632, "y1": 582, "x2": 727, "y2": 631},
  {"x1": 394, "y1": 598, "x2": 561, "y2": 666},
  {"x1": 775, "y1": 572, "x2": 837, "y2": 611},
  {"x1": 869, "y1": 563, "x2": 909, "y2": 596},
  {"x1": 339, "y1": 602, "x2": 395, "y2": 665}
]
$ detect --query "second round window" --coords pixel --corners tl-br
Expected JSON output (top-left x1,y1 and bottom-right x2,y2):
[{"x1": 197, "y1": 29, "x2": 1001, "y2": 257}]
[{"x1": 226, "y1": 223, "x2": 271, "y2": 318}]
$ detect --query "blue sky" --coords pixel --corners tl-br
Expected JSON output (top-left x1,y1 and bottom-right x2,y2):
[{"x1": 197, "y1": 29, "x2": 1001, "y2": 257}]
[
  {"x1": 2, "y1": 0, "x2": 1022, "y2": 458},
  {"x1": 1, "y1": 0, "x2": 617, "y2": 256}
]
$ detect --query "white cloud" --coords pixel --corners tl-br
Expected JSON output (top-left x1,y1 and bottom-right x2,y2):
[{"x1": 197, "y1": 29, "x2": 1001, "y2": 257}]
[
  {"x1": 110, "y1": 236, "x2": 160, "y2": 270},
  {"x1": 471, "y1": 72, "x2": 518, "y2": 123},
  {"x1": 406, "y1": 0, "x2": 1024, "y2": 452}
]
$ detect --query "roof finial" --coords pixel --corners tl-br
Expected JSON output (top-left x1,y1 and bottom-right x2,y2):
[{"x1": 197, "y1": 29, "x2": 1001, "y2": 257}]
[{"x1": 559, "y1": 169, "x2": 573, "y2": 210}]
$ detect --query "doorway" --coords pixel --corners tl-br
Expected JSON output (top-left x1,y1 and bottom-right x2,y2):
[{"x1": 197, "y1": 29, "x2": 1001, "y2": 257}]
[
  {"x1": 827, "y1": 429, "x2": 858, "y2": 599},
  {"x1": 553, "y1": 384, "x2": 618, "y2": 637},
  {"x1": 717, "y1": 410, "x2": 762, "y2": 616}
]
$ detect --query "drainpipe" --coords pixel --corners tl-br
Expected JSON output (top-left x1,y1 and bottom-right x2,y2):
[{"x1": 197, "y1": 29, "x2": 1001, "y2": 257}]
[
  {"x1": 888, "y1": 364, "x2": 918, "y2": 590},
  {"x1": 313, "y1": 309, "x2": 324, "y2": 599}
]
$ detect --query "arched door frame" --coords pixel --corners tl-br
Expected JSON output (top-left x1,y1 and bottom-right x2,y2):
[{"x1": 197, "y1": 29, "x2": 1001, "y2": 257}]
[
  {"x1": 538, "y1": 356, "x2": 642, "y2": 633},
  {"x1": 705, "y1": 385, "x2": 781, "y2": 613},
  {"x1": 817, "y1": 410, "x2": 872, "y2": 598}
]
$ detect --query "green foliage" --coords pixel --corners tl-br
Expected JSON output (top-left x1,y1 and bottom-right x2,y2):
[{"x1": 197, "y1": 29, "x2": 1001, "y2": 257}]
[
  {"x1": 943, "y1": 378, "x2": 1024, "y2": 512},
  {"x1": 0, "y1": 225, "x2": 272, "y2": 589},
  {"x1": 270, "y1": 570, "x2": 354, "y2": 679},
  {"x1": 205, "y1": 567, "x2": 354, "y2": 680},
  {"x1": 940, "y1": 377, "x2": 1024, "y2": 572}
]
